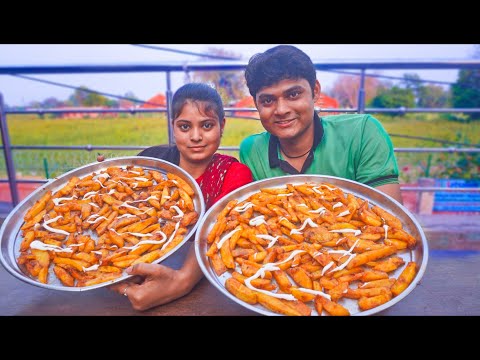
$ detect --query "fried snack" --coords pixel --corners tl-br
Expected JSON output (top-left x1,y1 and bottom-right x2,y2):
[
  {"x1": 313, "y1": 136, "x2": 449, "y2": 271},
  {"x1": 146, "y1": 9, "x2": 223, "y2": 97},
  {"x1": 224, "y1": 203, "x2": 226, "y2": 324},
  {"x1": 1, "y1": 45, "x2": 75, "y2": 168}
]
[
  {"x1": 17, "y1": 164, "x2": 199, "y2": 288},
  {"x1": 207, "y1": 182, "x2": 421, "y2": 316}
]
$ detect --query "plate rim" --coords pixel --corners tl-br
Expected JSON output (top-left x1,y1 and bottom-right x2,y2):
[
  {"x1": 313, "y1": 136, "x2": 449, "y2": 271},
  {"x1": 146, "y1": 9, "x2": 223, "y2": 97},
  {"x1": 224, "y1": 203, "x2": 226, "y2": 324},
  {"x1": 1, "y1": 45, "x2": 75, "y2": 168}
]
[
  {"x1": 195, "y1": 173, "x2": 429, "y2": 316},
  {"x1": 0, "y1": 155, "x2": 206, "y2": 291}
]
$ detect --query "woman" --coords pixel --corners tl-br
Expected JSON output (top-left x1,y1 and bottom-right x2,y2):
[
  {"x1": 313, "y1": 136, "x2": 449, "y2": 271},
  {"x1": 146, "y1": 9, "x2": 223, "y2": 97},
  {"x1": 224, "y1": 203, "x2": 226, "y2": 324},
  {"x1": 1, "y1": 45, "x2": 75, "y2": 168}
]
[{"x1": 109, "y1": 83, "x2": 253, "y2": 311}]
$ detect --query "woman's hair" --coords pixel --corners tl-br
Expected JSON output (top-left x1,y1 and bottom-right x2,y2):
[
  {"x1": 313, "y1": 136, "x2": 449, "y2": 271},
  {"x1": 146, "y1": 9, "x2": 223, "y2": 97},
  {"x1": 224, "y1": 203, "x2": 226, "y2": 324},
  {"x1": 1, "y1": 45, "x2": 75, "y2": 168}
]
[
  {"x1": 171, "y1": 82, "x2": 225, "y2": 121},
  {"x1": 245, "y1": 45, "x2": 317, "y2": 99}
]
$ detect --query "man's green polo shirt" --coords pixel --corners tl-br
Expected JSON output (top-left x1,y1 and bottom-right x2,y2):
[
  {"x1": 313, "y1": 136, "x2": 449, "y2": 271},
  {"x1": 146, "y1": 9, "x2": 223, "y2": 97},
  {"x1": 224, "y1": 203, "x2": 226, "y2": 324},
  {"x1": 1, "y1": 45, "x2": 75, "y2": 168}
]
[{"x1": 239, "y1": 112, "x2": 399, "y2": 187}]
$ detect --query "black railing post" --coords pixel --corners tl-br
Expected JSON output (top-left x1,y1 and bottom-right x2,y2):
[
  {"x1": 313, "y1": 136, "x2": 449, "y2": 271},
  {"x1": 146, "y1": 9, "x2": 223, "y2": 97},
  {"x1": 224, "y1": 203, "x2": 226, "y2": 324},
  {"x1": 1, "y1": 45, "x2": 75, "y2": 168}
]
[
  {"x1": 166, "y1": 71, "x2": 174, "y2": 146},
  {"x1": 0, "y1": 93, "x2": 20, "y2": 205}
]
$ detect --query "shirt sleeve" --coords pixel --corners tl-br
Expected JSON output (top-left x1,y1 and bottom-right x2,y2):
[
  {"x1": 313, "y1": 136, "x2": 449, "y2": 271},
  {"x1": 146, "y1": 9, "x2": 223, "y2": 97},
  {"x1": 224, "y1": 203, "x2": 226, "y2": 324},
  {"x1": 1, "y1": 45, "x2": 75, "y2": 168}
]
[
  {"x1": 356, "y1": 115, "x2": 399, "y2": 187},
  {"x1": 211, "y1": 162, "x2": 253, "y2": 205}
]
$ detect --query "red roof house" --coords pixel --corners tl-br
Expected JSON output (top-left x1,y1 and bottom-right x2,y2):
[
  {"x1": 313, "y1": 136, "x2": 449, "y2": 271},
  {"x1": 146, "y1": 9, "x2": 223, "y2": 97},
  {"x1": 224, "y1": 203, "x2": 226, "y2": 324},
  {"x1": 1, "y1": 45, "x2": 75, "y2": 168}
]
[{"x1": 141, "y1": 93, "x2": 167, "y2": 108}]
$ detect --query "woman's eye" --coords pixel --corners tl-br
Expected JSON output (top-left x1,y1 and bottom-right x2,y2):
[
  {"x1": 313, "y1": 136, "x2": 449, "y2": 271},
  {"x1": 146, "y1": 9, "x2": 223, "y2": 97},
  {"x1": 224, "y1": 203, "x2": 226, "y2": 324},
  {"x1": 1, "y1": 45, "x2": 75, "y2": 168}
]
[
  {"x1": 203, "y1": 123, "x2": 214, "y2": 129},
  {"x1": 260, "y1": 98, "x2": 273, "y2": 106},
  {"x1": 179, "y1": 124, "x2": 190, "y2": 131}
]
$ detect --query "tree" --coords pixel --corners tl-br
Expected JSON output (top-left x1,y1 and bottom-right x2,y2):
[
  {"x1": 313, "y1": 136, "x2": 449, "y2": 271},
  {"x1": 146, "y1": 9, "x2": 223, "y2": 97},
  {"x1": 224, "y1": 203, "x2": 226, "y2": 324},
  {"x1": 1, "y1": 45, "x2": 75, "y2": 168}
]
[
  {"x1": 417, "y1": 84, "x2": 451, "y2": 108},
  {"x1": 401, "y1": 73, "x2": 450, "y2": 108},
  {"x1": 192, "y1": 47, "x2": 248, "y2": 105},
  {"x1": 328, "y1": 73, "x2": 384, "y2": 108},
  {"x1": 370, "y1": 86, "x2": 416, "y2": 114},
  {"x1": 452, "y1": 45, "x2": 480, "y2": 120},
  {"x1": 68, "y1": 86, "x2": 111, "y2": 107}
]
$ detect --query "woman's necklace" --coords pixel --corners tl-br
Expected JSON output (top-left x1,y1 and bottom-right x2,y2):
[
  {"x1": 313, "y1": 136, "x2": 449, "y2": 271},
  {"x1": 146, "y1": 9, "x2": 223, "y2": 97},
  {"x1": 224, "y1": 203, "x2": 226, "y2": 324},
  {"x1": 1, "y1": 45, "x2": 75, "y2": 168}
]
[{"x1": 280, "y1": 146, "x2": 311, "y2": 159}]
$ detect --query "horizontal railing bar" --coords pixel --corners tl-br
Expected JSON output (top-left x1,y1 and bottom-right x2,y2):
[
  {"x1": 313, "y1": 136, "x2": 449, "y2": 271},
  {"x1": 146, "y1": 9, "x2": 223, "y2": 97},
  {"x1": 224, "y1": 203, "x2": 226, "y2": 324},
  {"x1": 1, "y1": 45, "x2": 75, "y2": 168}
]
[
  {"x1": 0, "y1": 178, "x2": 478, "y2": 192},
  {"x1": 5, "y1": 107, "x2": 480, "y2": 115},
  {"x1": 1, "y1": 60, "x2": 480, "y2": 74},
  {"x1": 400, "y1": 187, "x2": 480, "y2": 192},
  {"x1": 2, "y1": 145, "x2": 480, "y2": 153}
]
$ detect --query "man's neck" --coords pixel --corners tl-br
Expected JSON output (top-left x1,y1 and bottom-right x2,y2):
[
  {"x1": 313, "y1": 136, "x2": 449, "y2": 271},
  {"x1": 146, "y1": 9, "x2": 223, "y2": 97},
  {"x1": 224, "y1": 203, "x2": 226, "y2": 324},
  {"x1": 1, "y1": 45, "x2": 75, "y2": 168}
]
[{"x1": 278, "y1": 122, "x2": 315, "y2": 158}]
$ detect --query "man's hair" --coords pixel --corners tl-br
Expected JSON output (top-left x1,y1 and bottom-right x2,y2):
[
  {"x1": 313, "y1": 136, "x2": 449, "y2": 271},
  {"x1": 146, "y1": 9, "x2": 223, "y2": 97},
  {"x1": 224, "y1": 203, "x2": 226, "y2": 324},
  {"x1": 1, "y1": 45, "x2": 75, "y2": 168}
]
[
  {"x1": 172, "y1": 82, "x2": 225, "y2": 121},
  {"x1": 245, "y1": 45, "x2": 317, "y2": 99}
]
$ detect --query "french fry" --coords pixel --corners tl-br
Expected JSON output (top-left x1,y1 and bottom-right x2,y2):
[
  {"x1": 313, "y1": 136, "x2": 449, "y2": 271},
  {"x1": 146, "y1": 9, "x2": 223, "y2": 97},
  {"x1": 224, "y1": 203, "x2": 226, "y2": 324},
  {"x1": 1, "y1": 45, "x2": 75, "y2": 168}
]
[{"x1": 391, "y1": 262, "x2": 418, "y2": 296}]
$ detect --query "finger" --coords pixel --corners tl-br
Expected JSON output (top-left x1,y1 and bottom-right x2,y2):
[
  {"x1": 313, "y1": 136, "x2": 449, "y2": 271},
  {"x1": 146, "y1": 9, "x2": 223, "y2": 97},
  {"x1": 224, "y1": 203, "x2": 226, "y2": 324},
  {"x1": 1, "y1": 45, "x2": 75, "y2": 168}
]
[
  {"x1": 126, "y1": 262, "x2": 167, "y2": 277},
  {"x1": 109, "y1": 280, "x2": 135, "y2": 294}
]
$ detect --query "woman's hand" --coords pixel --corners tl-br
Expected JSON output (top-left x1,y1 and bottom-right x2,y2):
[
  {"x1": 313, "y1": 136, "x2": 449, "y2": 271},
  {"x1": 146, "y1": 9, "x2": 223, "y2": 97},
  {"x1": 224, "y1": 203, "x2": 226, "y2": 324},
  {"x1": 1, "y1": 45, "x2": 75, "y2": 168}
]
[{"x1": 110, "y1": 263, "x2": 192, "y2": 311}]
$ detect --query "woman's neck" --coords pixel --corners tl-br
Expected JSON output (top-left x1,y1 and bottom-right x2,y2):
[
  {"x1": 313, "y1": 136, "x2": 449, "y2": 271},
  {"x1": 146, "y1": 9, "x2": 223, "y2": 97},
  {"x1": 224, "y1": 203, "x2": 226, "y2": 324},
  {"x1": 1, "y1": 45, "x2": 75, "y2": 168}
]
[{"x1": 179, "y1": 156, "x2": 213, "y2": 179}]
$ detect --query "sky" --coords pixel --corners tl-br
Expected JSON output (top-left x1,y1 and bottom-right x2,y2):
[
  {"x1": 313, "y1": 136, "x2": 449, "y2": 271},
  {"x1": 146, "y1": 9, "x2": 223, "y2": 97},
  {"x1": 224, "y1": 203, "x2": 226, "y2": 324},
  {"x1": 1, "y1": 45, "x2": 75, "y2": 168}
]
[{"x1": 0, "y1": 44, "x2": 476, "y2": 106}]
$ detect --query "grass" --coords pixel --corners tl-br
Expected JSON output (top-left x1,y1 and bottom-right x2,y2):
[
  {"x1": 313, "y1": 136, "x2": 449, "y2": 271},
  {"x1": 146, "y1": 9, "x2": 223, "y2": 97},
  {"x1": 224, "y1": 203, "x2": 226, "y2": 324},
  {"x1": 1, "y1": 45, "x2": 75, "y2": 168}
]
[{"x1": 0, "y1": 113, "x2": 478, "y2": 183}]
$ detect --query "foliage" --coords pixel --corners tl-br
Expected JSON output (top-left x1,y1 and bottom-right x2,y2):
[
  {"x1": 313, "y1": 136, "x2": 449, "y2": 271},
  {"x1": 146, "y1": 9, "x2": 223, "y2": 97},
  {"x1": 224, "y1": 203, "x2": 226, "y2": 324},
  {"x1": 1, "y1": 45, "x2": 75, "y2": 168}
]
[
  {"x1": 417, "y1": 84, "x2": 451, "y2": 108},
  {"x1": 67, "y1": 86, "x2": 113, "y2": 107},
  {"x1": 192, "y1": 47, "x2": 248, "y2": 105},
  {"x1": 452, "y1": 69, "x2": 480, "y2": 120},
  {"x1": 370, "y1": 86, "x2": 415, "y2": 114},
  {"x1": 328, "y1": 74, "x2": 384, "y2": 108}
]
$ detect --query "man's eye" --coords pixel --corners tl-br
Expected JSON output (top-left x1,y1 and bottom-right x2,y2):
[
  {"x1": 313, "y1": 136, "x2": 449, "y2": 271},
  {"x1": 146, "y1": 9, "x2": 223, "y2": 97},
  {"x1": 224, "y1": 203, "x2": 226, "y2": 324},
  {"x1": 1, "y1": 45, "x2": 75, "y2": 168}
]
[{"x1": 288, "y1": 91, "x2": 300, "y2": 99}]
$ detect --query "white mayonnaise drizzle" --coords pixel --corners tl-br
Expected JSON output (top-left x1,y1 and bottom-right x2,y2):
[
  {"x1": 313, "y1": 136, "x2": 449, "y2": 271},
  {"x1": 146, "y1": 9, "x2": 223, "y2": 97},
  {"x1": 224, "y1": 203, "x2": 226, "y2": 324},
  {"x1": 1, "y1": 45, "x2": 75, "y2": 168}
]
[
  {"x1": 325, "y1": 239, "x2": 360, "y2": 274},
  {"x1": 249, "y1": 215, "x2": 266, "y2": 226},
  {"x1": 42, "y1": 216, "x2": 70, "y2": 236},
  {"x1": 170, "y1": 205, "x2": 184, "y2": 219},
  {"x1": 336, "y1": 210, "x2": 351, "y2": 217},
  {"x1": 332, "y1": 202, "x2": 344, "y2": 209},
  {"x1": 290, "y1": 218, "x2": 318, "y2": 235},
  {"x1": 277, "y1": 193, "x2": 292, "y2": 197},
  {"x1": 83, "y1": 191, "x2": 99, "y2": 200},
  {"x1": 309, "y1": 207, "x2": 326, "y2": 215},
  {"x1": 256, "y1": 234, "x2": 280, "y2": 248},
  {"x1": 243, "y1": 249, "x2": 306, "y2": 301},
  {"x1": 30, "y1": 240, "x2": 73, "y2": 253},
  {"x1": 233, "y1": 202, "x2": 254, "y2": 213},
  {"x1": 86, "y1": 215, "x2": 108, "y2": 224},
  {"x1": 53, "y1": 195, "x2": 77, "y2": 206},
  {"x1": 82, "y1": 264, "x2": 100, "y2": 272},
  {"x1": 122, "y1": 237, "x2": 168, "y2": 251},
  {"x1": 383, "y1": 224, "x2": 389, "y2": 240},
  {"x1": 161, "y1": 222, "x2": 181, "y2": 250},
  {"x1": 216, "y1": 227, "x2": 242, "y2": 249},
  {"x1": 321, "y1": 261, "x2": 335, "y2": 276},
  {"x1": 117, "y1": 213, "x2": 137, "y2": 219},
  {"x1": 312, "y1": 186, "x2": 324, "y2": 194},
  {"x1": 295, "y1": 287, "x2": 331, "y2": 300}
]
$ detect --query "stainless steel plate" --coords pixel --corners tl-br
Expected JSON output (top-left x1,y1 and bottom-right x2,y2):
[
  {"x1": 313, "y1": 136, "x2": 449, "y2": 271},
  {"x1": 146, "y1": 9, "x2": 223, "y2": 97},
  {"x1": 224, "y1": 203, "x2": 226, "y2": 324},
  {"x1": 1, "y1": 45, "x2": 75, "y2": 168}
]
[
  {"x1": 0, "y1": 156, "x2": 205, "y2": 291},
  {"x1": 195, "y1": 174, "x2": 428, "y2": 316}
]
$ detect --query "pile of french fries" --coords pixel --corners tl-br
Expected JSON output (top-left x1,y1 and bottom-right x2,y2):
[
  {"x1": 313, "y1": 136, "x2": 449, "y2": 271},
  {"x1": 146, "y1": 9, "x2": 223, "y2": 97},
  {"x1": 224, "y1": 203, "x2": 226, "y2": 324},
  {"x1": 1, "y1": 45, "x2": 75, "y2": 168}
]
[
  {"x1": 17, "y1": 165, "x2": 199, "y2": 287},
  {"x1": 206, "y1": 182, "x2": 419, "y2": 316}
]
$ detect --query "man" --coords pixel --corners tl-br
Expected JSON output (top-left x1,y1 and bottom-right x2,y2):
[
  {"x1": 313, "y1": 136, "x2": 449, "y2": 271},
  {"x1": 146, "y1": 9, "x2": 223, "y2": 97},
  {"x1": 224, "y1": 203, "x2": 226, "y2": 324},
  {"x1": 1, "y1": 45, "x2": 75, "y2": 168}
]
[{"x1": 239, "y1": 45, "x2": 403, "y2": 203}]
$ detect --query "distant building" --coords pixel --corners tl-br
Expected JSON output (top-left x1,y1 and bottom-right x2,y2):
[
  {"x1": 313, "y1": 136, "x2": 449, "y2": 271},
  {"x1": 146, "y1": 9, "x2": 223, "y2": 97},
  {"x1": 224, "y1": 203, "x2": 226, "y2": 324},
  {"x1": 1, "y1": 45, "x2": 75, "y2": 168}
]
[
  {"x1": 141, "y1": 93, "x2": 167, "y2": 108},
  {"x1": 55, "y1": 107, "x2": 117, "y2": 119}
]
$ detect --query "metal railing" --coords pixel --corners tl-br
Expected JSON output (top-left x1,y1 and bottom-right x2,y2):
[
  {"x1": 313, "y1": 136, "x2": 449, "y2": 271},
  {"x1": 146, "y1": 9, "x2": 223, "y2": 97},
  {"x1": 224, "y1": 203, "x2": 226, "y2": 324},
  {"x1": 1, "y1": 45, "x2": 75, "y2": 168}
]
[{"x1": 2, "y1": 60, "x2": 480, "y2": 207}]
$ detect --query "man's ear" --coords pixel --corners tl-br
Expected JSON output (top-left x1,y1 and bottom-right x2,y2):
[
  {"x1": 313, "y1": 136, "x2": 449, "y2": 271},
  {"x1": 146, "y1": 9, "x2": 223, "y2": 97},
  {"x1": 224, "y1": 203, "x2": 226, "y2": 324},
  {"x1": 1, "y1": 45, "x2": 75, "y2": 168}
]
[
  {"x1": 313, "y1": 80, "x2": 321, "y2": 102},
  {"x1": 220, "y1": 118, "x2": 226, "y2": 135}
]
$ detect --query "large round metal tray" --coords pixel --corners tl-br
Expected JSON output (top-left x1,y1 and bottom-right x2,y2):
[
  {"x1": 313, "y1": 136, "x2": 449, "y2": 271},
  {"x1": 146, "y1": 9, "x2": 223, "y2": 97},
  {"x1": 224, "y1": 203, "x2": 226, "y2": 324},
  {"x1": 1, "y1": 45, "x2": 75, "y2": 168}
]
[
  {"x1": 195, "y1": 174, "x2": 428, "y2": 316},
  {"x1": 0, "y1": 156, "x2": 205, "y2": 291}
]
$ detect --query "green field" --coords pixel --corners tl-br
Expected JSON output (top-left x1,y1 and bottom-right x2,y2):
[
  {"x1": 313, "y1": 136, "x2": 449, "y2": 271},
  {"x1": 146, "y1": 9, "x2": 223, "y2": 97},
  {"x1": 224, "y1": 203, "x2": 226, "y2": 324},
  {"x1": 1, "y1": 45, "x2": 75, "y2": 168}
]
[{"x1": 1, "y1": 113, "x2": 479, "y2": 183}]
